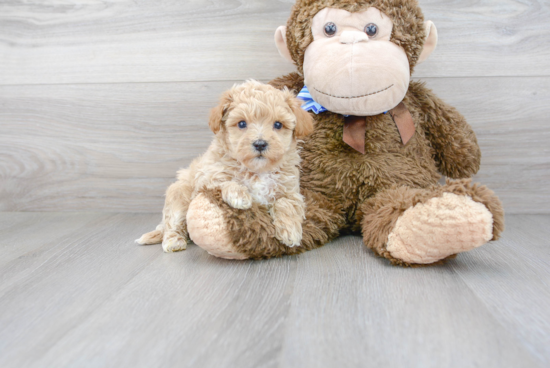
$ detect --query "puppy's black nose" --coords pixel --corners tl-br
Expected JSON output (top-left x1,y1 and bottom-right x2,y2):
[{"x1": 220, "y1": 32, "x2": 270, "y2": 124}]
[{"x1": 253, "y1": 140, "x2": 268, "y2": 152}]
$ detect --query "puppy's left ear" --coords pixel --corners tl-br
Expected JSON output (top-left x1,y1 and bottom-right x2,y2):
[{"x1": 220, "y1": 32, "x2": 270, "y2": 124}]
[
  {"x1": 209, "y1": 90, "x2": 233, "y2": 134},
  {"x1": 287, "y1": 95, "x2": 314, "y2": 139}
]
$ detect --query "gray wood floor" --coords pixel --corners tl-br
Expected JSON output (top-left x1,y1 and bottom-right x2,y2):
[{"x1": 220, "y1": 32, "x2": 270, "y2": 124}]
[{"x1": 0, "y1": 212, "x2": 548, "y2": 368}]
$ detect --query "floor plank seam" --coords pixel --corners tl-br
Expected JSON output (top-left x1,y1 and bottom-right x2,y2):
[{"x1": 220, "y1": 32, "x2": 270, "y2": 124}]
[{"x1": 450, "y1": 258, "x2": 548, "y2": 366}]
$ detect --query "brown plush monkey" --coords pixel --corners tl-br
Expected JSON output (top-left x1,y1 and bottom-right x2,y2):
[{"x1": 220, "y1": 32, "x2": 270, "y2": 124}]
[{"x1": 186, "y1": 0, "x2": 505, "y2": 266}]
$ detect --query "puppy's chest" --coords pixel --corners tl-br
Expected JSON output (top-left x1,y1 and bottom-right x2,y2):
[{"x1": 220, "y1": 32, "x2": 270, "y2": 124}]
[{"x1": 238, "y1": 172, "x2": 281, "y2": 206}]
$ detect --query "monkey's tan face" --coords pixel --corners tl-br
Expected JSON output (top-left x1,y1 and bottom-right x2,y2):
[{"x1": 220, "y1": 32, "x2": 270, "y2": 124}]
[{"x1": 304, "y1": 7, "x2": 410, "y2": 116}]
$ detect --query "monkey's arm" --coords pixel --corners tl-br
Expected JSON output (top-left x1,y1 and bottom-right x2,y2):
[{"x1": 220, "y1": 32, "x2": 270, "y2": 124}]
[
  {"x1": 269, "y1": 72, "x2": 305, "y2": 93},
  {"x1": 409, "y1": 81, "x2": 481, "y2": 179}
]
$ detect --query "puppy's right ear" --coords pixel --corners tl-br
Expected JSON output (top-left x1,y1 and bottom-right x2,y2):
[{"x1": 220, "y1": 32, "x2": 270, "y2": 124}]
[
  {"x1": 209, "y1": 90, "x2": 233, "y2": 134},
  {"x1": 285, "y1": 94, "x2": 314, "y2": 139}
]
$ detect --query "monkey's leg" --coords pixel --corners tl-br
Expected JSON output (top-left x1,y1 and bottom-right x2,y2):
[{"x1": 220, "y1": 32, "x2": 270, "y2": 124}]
[
  {"x1": 359, "y1": 179, "x2": 504, "y2": 266},
  {"x1": 187, "y1": 188, "x2": 346, "y2": 260}
]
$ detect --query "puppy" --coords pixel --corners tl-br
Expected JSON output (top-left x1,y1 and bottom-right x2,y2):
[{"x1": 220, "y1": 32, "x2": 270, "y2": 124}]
[{"x1": 137, "y1": 80, "x2": 314, "y2": 253}]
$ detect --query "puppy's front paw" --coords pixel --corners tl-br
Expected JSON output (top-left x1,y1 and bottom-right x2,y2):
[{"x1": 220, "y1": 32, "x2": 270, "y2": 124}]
[
  {"x1": 222, "y1": 185, "x2": 252, "y2": 210},
  {"x1": 162, "y1": 232, "x2": 188, "y2": 253},
  {"x1": 274, "y1": 222, "x2": 302, "y2": 247}
]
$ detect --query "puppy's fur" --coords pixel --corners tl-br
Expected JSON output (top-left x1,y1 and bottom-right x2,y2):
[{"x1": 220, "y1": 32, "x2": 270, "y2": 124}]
[{"x1": 137, "y1": 80, "x2": 314, "y2": 252}]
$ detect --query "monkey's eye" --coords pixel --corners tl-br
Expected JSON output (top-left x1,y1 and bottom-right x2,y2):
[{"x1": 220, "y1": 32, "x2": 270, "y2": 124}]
[
  {"x1": 364, "y1": 23, "x2": 378, "y2": 38},
  {"x1": 274, "y1": 121, "x2": 283, "y2": 130},
  {"x1": 324, "y1": 22, "x2": 337, "y2": 37},
  {"x1": 238, "y1": 121, "x2": 247, "y2": 129}
]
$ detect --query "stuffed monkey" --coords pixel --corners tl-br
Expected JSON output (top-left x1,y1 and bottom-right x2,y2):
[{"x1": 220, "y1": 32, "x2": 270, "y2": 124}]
[{"x1": 186, "y1": 0, "x2": 505, "y2": 266}]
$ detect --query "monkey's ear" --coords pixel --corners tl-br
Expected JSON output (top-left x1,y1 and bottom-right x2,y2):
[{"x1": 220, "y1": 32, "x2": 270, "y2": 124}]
[
  {"x1": 289, "y1": 97, "x2": 314, "y2": 139},
  {"x1": 209, "y1": 90, "x2": 232, "y2": 134},
  {"x1": 418, "y1": 21, "x2": 438, "y2": 64},
  {"x1": 275, "y1": 26, "x2": 294, "y2": 63}
]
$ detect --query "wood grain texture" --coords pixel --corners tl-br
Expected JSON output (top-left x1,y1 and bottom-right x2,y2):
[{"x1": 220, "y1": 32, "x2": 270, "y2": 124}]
[
  {"x1": 0, "y1": 0, "x2": 549, "y2": 85},
  {"x1": 0, "y1": 212, "x2": 104, "y2": 267},
  {"x1": 424, "y1": 76, "x2": 550, "y2": 214},
  {"x1": 1, "y1": 77, "x2": 548, "y2": 213},
  {"x1": 0, "y1": 213, "x2": 163, "y2": 367},
  {"x1": 0, "y1": 212, "x2": 548, "y2": 367},
  {"x1": 279, "y1": 236, "x2": 540, "y2": 368},
  {"x1": 451, "y1": 215, "x2": 550, "y2": 365}
]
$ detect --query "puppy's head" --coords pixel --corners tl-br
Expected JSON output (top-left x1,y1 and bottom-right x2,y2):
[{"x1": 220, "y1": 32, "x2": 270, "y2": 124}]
[{"x1": 209, "y1": 80, "x2": 314, "y2": 173}]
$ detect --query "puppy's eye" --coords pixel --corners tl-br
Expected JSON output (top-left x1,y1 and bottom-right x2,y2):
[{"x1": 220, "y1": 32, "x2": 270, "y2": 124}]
[
  {"x1": 324, "y1": 22, "x2": 337, "y2": 37},
  {"x1": 364, "y1": 23, "x2": 378, "y2": 38},
  {"x1": 238, "y1": 121, "x2": 247, "y2": 129},
  {"x1": 274, "y1": 122, "x2": 283, "y2": 130}
]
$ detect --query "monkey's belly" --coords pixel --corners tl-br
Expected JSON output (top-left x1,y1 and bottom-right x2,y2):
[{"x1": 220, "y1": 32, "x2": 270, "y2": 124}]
[{"x1": 301, "y1": 149, "x2": 440, "y2": 205}]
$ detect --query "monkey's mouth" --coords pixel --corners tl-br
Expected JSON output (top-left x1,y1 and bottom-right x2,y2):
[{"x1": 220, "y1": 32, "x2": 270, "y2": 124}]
[{"x1": 313, "y1": 84, "x2": 393, "y2": 99}]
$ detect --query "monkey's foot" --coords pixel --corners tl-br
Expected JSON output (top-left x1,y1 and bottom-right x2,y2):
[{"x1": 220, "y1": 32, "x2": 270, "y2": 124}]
[
  {"x1": 386, "y1": 193, "x2": 493, "y2": 264},
  {"x1": 187, "y1": 193, "x2": 249, "y2": 260}
]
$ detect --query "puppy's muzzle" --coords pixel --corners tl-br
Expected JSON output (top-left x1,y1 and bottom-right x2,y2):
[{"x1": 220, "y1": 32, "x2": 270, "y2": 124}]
[{"x1": 253, "y1": 140, "x2": 268, "y2": 153}]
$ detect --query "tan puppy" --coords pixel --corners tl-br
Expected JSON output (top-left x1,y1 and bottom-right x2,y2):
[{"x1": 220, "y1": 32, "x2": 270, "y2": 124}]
[{"x1": 137, "y1": 80, "x2": 314, "y2": 253}]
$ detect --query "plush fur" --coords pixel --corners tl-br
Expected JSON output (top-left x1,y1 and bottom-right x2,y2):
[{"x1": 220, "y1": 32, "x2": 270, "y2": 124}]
[
  {"x1": 360, "y1": 179, "x2": 504, "y2": 266},
  {"x1": 184, "y1": 0, "x2": 505, "y2": 266},
  {"x1": 137, "y1": 81, "x2": 314, "y2": 252}
]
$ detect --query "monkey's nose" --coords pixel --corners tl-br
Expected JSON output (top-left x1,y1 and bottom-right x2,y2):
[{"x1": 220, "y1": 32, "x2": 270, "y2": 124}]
[
  {"x1": 340, "y1": 31, "x2": 369, "y2": 44},
  {"x1": 253, "y1": 140, "x2": 268, "y2": 153}
]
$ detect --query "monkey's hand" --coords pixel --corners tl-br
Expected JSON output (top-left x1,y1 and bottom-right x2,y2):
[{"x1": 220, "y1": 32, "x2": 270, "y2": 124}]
[
  {"x1": 270, "y1": 197, "x2": 305, "y2": 247},
  {"x1": 221, "y1": 182, "x2": 252, "y2": 210},
  {"x1": 412, "y1": 82, "x2": 481, "y2": 179}
]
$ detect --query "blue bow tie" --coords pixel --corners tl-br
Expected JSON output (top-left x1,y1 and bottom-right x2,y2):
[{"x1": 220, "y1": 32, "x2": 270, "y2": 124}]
[{"x1": 297, "y1": 86, "x2": 328, "y2": 114}]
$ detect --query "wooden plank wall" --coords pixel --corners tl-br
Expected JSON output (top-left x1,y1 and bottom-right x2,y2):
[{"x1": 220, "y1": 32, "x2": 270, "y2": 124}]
[{"x1": 0, "y1": 0, "x2": 549, "y2": 214}]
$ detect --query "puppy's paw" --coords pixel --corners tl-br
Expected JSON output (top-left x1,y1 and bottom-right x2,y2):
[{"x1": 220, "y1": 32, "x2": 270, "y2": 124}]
[
  {"x1": 162, "y1": 232, "x2": 188, "y2": 253},
  {"x1": 222, "y1": 184, "x2": 252, "y2": 210},
  {"x1": 274, "y1": 222, "x2": 302, "y2": 247}
]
